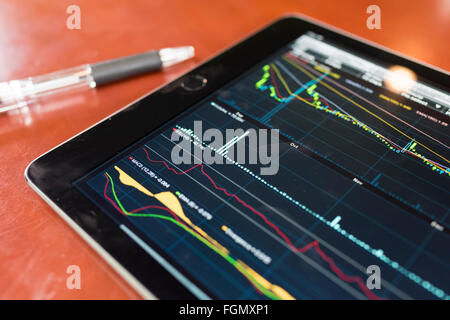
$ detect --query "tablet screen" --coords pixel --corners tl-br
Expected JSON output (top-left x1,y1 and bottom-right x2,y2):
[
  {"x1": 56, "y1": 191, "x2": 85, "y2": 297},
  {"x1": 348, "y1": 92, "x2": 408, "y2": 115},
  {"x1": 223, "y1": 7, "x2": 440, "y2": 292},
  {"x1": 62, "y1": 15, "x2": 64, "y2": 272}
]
[{"x1": 75, "y1": 32, "x2": 450, "y2": 300}]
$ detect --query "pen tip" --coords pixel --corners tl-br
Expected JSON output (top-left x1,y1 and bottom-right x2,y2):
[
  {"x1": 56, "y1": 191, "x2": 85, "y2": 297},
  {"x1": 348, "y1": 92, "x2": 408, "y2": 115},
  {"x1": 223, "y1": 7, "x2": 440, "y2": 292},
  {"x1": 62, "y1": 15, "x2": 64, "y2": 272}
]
[{"x1": 159, "y1": 46, "x2": 195, "y2": 67}]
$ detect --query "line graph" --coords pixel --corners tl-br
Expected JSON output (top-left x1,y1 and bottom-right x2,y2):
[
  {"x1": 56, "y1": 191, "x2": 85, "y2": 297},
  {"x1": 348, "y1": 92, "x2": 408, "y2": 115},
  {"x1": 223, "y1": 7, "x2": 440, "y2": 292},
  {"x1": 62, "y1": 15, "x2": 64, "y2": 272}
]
[
  {"x1": 104, "y1": 168, "x2": 295, "y2": 300},
  {"x1": 140, "y1": 147, "x2": 382, "y2": 300},
  {"x1": 282, "y1": 54, "x2": 450, "y2": 165},
  {"x1": 255, "y1": 60, "x2": 449, "y2": 176},
  {"x1": 285, "y1": 53, "x2": 450, "y2": 151},
  {"x1": 170, "y1": 127, "x2": 448, "y2": 299}
]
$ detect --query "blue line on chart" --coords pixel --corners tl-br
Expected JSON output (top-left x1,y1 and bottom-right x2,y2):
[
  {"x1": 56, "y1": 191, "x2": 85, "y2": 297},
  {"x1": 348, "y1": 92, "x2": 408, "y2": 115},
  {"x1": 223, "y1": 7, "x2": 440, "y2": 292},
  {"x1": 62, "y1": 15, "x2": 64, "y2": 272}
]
[{"x1": 371, "y1": 173, "x2": 382, "y2": 184}]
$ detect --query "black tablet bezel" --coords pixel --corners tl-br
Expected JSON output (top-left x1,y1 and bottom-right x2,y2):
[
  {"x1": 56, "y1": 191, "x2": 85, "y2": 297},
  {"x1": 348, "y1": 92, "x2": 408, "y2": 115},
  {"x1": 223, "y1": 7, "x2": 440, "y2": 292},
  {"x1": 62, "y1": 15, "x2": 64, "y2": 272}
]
[{"x1": 25, "y1": 15, "x2": 450, "y2": 299}]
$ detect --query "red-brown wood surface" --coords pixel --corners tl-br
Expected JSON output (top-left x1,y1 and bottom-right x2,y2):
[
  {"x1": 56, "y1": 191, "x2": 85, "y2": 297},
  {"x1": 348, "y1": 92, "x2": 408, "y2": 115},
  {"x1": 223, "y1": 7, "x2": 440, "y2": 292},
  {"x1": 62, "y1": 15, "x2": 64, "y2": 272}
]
[{"x1": 0, "y1": 0, "x2": 448, "y2": 299}]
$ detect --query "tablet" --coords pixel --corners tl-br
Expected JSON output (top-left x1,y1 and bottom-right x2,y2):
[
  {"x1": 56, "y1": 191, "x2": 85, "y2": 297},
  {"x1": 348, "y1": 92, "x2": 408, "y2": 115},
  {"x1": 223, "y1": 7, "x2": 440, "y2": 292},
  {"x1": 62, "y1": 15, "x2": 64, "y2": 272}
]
[{"x1": 26, "y1": 15, "x2": 450, "y2": 300}]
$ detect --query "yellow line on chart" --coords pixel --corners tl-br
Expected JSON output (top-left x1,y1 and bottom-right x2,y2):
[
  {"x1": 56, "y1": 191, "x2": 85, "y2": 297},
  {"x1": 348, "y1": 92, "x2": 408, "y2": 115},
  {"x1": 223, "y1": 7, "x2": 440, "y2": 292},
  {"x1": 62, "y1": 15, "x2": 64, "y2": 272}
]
[
  {"x1": 114, "y1": 166, "x2": 229, "y2": 254},
  {"x1": 235, "y1": 259, "x2": 295, "y2": 300},
  {"x1": 281, "y1": 56, "x2": 450, "y2": 164}
]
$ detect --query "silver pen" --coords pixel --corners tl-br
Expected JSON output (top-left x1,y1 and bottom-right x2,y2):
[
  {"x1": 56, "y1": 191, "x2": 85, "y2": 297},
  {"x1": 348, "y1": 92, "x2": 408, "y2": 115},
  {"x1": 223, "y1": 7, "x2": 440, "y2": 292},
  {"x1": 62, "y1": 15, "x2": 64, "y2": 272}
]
[{"x1": 0, "y1": 46, "x2": 195, "y2": 114}]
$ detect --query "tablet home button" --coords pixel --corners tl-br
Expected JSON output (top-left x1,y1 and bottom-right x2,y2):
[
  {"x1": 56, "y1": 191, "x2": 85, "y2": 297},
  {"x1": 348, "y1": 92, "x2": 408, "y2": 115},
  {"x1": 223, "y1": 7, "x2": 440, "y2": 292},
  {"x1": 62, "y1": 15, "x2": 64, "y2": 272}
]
[{"x1": 181, "y1": 75, "x2": 207, "y2": 91}]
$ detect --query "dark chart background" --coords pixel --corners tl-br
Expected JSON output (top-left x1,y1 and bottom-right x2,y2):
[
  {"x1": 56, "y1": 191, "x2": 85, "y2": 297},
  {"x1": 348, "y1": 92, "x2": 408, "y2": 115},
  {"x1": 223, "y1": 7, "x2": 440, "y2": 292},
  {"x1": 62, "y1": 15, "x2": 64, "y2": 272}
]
[{"x1": 76, "y1": 36, "x2": 450, "y2": 300}]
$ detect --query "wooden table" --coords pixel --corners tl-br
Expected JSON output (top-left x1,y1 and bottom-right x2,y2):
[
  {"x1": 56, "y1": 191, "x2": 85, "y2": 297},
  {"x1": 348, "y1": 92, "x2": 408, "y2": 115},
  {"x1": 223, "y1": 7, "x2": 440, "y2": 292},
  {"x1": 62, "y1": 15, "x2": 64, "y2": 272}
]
[{"x1": 0, "y1": 0, "x2": 448, "y2": 299}]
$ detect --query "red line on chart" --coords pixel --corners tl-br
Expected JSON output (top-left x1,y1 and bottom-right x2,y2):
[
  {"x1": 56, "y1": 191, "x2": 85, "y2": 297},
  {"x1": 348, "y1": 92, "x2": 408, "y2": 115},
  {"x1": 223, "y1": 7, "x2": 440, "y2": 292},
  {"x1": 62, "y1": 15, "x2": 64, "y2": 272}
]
[{"x1": 140, "y1": 147, "x2": 382, "y2": 300}]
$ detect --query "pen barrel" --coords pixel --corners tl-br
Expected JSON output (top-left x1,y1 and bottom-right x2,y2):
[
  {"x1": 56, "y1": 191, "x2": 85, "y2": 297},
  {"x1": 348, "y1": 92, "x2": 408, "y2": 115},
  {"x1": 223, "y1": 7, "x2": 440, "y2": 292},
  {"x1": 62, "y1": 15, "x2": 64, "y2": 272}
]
[
  {"x1": 91, "y1": 50, "x2": 161, "y2": 86},
  {"x1": 0, "y1": 65, "x2": 93, "y2": 113}
]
